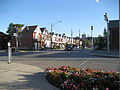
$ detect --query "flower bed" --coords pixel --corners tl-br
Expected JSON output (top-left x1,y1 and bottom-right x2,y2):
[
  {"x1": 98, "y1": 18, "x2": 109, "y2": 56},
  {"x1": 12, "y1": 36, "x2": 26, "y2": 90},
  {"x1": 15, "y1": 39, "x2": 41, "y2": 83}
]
[{"x1": 45, "y1": 66, "x2": 119, "y2": 90}]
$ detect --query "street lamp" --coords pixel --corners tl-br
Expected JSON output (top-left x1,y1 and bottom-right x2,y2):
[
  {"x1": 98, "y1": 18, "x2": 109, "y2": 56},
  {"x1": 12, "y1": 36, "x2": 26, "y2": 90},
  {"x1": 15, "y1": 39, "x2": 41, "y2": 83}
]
[
  {"x1": 104, "y1": 13, "x2": 109, "y2": 53},
  {"x1": 51, "y1": 21, "x2": 62, "y2": 49}
]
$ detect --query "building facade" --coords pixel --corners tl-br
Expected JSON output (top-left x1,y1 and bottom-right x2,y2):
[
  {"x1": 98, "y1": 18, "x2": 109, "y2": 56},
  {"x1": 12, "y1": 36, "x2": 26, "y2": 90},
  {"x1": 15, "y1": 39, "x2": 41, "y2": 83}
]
[
  {"x1": 19, "y1": 25, "x2": 42, "y2": 49},
  {"x1": 0, "y1": 32, "x2": 9, "y2": 49},
  {"x1": 40, "y1": 27, "x2": 50, "y2": 48},
  {"x1": 109, "y1": 20, "x2": 119, "y2": 50},
  {"x1": 10, "y1": 25, "x2": 82, "y2": 50}
]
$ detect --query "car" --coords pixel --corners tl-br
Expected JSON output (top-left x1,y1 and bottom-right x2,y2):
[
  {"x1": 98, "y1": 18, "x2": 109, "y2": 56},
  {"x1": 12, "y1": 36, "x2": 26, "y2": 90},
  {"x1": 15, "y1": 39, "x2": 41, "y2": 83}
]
[{"x1": 65, "y1": 44, "x2": 73, "y2": 51}]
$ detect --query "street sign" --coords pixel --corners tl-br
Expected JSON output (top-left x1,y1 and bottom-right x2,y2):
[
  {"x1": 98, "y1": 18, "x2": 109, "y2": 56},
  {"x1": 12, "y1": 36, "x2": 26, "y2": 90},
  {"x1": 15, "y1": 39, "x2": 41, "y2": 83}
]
[{"x1": 14, "y1": 33, "x2": 18, "y2": 36}]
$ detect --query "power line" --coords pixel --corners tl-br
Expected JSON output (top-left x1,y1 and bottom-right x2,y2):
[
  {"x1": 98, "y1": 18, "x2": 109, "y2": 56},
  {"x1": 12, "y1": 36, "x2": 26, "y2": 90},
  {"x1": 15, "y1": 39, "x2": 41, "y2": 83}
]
[
  {"x1": 0, "y1": 9, "x2": 35, "y2": 24},
  {"x1": 53, "y1": 26, "x2": 66, "y2": 33}
]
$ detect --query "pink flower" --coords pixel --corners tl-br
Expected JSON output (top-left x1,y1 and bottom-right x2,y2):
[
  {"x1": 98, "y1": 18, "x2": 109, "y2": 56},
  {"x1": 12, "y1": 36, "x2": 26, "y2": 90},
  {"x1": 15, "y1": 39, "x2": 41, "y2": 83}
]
[
  {"x1": 45, "y1": 66, "x2": 119, "y2": 90},
  {"x1": 106, "y1": 88, "x2": 109, "y2": 90}
]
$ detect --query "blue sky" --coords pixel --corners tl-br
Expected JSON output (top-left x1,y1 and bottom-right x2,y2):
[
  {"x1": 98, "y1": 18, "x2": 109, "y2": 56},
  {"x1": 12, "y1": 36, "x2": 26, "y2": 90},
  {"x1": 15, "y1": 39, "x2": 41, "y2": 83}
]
[{"x1": 0, "y1": 0, "x2": 119, "y2": 37}]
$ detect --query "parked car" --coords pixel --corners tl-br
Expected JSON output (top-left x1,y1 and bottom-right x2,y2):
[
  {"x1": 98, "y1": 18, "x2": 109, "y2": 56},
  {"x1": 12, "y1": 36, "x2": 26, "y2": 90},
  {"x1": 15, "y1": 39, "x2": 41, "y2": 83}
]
[{"x1": 65, "y1": 44, "x2": 73, "y2": 51}]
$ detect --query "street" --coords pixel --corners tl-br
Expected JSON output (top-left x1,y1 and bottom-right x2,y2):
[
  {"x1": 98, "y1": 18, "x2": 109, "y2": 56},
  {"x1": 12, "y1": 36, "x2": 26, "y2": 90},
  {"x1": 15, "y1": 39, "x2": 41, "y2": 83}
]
[{"x1": 0, "y1": 49, "x2": 119, "y2": 72}]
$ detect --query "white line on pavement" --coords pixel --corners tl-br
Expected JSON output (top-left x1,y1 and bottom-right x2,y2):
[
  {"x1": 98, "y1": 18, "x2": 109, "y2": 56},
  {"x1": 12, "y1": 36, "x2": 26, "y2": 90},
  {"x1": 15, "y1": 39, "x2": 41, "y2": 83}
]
[{"x1": 77, "y1": 60, "x2": 88, "y2": 67}]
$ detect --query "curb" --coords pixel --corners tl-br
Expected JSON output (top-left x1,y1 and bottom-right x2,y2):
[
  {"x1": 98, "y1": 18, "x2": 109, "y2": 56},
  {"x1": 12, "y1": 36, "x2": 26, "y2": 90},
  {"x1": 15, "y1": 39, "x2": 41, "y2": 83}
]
[
  {"x1": 91, "y1": 54, "x2": 119, "y2": 58},
  {"x1": 80, "y1": 51, "x2": 119, "y2": 58}
]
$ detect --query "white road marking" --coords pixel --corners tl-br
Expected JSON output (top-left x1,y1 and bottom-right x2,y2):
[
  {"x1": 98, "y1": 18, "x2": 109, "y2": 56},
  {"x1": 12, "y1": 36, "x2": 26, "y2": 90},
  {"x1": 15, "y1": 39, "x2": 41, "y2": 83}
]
[{"x1": 77, "y1": 60, "x2": 88, "y2": 67}]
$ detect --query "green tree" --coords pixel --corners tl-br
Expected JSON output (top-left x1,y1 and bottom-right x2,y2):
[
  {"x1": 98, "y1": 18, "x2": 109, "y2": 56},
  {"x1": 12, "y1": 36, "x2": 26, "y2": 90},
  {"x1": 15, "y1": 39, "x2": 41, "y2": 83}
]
[
  {"x1": 82, "y1": 39, "x2": 90, "y2": 48},
  {"x1": 6, "y1": 23, "x2": 14, "y2": 35},
  {"x1": 94, "y1": 36, "x2": 106, "y2": 49},
  {"x1": 6, "y1": 23, "x2": 24, "y2": 35},
  {"x1": 103, "y1": 27, "x2": 107, "y2": 38}
]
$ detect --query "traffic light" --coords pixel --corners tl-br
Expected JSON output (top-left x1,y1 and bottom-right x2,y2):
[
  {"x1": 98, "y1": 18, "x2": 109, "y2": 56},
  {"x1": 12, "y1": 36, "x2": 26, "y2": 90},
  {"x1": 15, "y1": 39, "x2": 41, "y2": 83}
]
[{"x1": 91, "y1": 26, "x2": 93, "y2": 30}]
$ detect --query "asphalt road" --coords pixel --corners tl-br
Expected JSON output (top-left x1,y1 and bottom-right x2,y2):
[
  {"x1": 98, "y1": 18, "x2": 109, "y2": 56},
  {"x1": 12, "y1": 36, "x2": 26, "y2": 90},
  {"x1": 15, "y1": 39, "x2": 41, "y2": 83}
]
[{"x1": 0, "y1": 49, "x2": 119, "y2": 72}]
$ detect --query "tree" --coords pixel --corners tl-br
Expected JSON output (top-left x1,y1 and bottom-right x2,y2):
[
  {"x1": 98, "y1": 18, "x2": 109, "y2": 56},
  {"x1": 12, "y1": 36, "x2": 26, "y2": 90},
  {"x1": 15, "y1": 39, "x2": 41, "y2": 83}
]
[
  {"x1": 6, "y1": 23, "x2": 24, "y2": 35},
  {"x1": 6, "y1": 23, "x2": 14, "y2": 35},
  {"x1": 6, "y1": 23, "x2": 24, "y2": 47},
  {"x1": 94, "y1": 35, "x2": 107, "y2": 49},
  {"x1": 82, "y1": 39, "x2": 90, "y2": 48},
  {"x1": 103, "y1": 27, "x2": 107, "y2": 38}
]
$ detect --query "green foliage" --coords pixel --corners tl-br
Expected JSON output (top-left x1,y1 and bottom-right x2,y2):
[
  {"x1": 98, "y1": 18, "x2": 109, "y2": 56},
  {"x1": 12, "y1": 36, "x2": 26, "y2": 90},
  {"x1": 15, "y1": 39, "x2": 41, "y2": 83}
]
[
  {"x1": 103, "y1": 28, "x2": 107, "y2": 38},
  {"x1": 6, "y1": 23, "x2": 24, "y2": 35},
  {"x1": 82, "y1": 39, "x2": 90, "y2": 48},
  {"x1": 6, "y1": 23, "x2": 14, "y2": 35},
  {"x1": 94, "y1": 36, "x2": 107, "y2": 49}
]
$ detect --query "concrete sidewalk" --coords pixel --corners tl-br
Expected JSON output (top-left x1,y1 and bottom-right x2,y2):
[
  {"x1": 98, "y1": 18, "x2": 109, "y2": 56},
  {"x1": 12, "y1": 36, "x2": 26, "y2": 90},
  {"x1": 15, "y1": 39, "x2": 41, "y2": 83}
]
[
  {"x1": 90, "y1": 50, "x2": 119, "y2": 58},
  {"x1": 0, "y1": 62, "x2": 60, "y2": 90}
]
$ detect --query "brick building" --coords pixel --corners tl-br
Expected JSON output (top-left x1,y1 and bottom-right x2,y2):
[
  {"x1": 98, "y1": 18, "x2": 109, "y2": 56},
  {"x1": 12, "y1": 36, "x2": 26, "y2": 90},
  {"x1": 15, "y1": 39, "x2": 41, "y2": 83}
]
[
  {"x1": 109, "y1": 20, "x2": 119, "y2": 50},
  {"x1": 0, "y1": 32, "x2": 9, "y2": 49},
  {"x1": 19, "y1": 25, "x2": 42, "y2": 49}
]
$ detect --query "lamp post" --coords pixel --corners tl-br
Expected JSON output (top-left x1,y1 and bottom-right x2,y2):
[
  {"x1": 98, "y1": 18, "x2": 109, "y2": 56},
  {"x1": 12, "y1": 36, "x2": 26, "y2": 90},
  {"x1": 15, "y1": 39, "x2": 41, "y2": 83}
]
[
  {"x1": 104, "y1": 13, "x2": 109, "y2": 53},
  {"x1": 51, "y1": 21, "x2": 62, "y2": 49}
]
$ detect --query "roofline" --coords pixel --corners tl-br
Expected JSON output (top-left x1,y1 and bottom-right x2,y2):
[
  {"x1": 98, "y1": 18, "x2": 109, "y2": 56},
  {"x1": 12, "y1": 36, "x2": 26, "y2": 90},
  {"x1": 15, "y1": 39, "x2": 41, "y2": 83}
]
[
  {"x1": 26, "y1": 25, "x2": 38, "y2": 27},
  {"x1": 109, "y1": 20, "x2": 119, "y2": 22}
]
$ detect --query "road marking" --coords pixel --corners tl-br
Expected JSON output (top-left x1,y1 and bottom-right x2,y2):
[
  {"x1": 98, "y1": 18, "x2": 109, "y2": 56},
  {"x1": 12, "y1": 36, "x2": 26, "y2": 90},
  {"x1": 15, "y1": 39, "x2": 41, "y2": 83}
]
[{"x1": 77, "y1": 60, "x2": 88, "y2": 67}]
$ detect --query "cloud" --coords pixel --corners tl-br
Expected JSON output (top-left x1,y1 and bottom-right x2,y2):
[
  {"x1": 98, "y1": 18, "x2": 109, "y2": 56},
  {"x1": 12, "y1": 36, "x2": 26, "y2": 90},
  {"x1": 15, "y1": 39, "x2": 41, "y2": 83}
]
[{"x1": 96, "y1": 0, "x2": 99, "y2": 3}]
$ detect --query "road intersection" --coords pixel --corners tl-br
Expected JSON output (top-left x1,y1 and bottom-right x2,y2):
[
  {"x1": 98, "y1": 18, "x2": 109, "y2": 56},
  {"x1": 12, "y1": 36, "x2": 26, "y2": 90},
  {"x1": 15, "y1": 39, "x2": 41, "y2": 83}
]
[{"x1": 0, "y1": 49, "x2": 119, "y2": 72}]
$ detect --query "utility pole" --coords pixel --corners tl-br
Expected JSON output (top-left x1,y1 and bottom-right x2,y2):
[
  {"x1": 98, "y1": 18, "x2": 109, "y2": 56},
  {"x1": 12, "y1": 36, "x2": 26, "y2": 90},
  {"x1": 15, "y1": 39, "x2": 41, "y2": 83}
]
[
  {"x1": 14, "y1": 26, "x2": 18, "y2": 49},
  {"x1": 50, "y1": 21, "x2": 62, "y2": 49},
  {"x1": 16, "y1": 27, "x2": 18, "y2": 49},
  {"x1": 51, "y1": 23, "x2": 53, "y2": 49},
  {"x1": 104, "y1": 13, "x2": 109, "y2": 53},
  {"x1": 91, "y1": 26, "x2": 93, "y2": 48},
  {"x1": 107, "y1": 20, "x2": 110, "y2": 53},
  {"x1": 71, "y1": 29, "x2": 73, "y2": 44},
  {"x1": 79, "y1": 29, "x2": 80, "y2": 48}
]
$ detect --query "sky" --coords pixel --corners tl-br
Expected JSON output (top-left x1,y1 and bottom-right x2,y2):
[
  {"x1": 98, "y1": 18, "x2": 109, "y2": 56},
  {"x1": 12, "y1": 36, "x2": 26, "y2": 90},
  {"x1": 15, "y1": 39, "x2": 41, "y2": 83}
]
[{"x1": 0, "y1": 0, "x2": 119, "y2": 37}]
